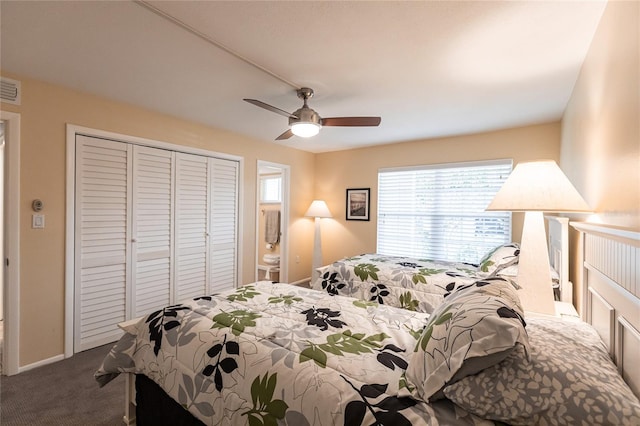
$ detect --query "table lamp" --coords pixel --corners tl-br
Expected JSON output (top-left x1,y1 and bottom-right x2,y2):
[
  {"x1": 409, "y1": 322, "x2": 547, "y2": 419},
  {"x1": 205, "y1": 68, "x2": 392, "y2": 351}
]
[
  {"x1": 486, "y1": 160, "x2": 590, "y2": 315},
  {"x1": 305, "y1": 200, "x2": 332, "y2": 283}
]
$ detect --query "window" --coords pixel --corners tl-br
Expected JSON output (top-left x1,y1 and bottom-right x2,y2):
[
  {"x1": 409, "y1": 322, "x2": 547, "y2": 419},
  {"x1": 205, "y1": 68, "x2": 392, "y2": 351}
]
[
  {"x1": 377, "y1": 160, "x2": 512, "y2": 263},
  {"x1": 260, "y1": 175, "x2": 282, "y2": 203}
]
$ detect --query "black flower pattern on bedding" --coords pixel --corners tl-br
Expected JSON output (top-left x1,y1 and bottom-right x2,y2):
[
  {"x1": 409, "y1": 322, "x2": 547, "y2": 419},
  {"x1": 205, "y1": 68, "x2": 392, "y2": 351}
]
[
  {"x1": 319, "y1": 271, "x2": 345, "y2": 295},
  {"x1": 396, "y1": 262, "x2": 419, "y2": 268},
  {"x1": 445, "y1": 270, "x2": 469, "y2": 278},
  {"x1": 146, "y1": 304, "x2": 191, "y2": 356},
  {"x1": 376, "y1": 344, "x2": 408, "y2": 371},
  {"x1": 301, "y1": 307, "x2": 347, "y2": 331},
  {"x1": 203, "y1": 334, "x2": 240, "y2": 392},
  {"x1": 496, "y1": 306, "x2": 527, "y2": 328},
  {"x1": 443, "y1": 276, "x2": 509, "y2": 298},
  {"x1": 369, "y1": 283, "x2": 390, "y2": 304},
  {"x1": 343, "y1": 376, "x2": 418, "y2": 426}
]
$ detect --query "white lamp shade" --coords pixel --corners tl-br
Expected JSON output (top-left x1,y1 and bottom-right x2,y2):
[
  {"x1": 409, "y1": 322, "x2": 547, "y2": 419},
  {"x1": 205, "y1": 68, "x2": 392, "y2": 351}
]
[
  {"x1": 305, "y1": 200, "x2": 332, "y2": 218},
  {"x1": 486, "y1": 160, "x2": 591, "y2": 212},
  {"x1": 291, "y1": 122, "x2": 321, "y2": 138}
]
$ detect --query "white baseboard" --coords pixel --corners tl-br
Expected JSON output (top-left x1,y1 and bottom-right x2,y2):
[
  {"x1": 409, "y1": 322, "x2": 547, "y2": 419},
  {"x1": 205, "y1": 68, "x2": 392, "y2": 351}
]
[{"x1": 18, "y1": 353, "x2": 65, "y2": 374}]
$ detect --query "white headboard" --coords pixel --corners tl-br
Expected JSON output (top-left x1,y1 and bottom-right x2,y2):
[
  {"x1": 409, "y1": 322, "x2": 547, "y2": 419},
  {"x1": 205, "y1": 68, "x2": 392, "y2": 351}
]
[
  {"x1": 545, "y1": 215, "x2": 571, "y2": 302},
  {"x1": 571, "y1": 222, "x2": 640, "y2": 398}
]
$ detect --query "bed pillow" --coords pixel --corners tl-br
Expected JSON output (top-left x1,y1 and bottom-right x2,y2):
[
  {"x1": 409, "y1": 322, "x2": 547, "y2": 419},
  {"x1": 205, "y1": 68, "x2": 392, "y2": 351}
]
[
  {"x1": 477, "y1": 243, "x2": 520, "y2": 276},
  {"x1": 405, "y1": 277, "x2": 530, "y2": 402},
  {"x1": 444, "y1": 316, "x2": 640, "y2": 425}
]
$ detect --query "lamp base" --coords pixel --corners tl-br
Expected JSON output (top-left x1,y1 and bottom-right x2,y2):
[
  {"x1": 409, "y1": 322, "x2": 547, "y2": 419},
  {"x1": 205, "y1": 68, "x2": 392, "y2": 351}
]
[
  {"x1": 516, "y1": 211, "x2": 556, "y2": 316},
  {"x1": 311, "y1": 217, "x2": 323, "y2": 283}
]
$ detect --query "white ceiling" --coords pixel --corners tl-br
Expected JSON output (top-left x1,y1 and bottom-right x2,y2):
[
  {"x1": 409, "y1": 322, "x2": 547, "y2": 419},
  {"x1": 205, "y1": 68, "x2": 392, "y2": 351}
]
[{"x1": 1, "y1": 1, "x2": 606, "y2": 153}]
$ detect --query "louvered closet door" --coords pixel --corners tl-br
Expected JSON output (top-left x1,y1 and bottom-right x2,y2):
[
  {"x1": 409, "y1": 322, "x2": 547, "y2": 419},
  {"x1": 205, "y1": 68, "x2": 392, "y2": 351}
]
[
  {"x1": 75, "y1": 136, "x2": 131, "y2": 351},
  {"x1": 131, "y1": 146, "x2": 174, "y2": 317},
  {"x1": 209, "y1": 158, "x2": 239, "y2": 293},
  {"x1": 175, "y1": 153, "x2": 209, "y2": 301},
  {"x1": 75, "y1": 136, "x2": 240, "y2": 352}
]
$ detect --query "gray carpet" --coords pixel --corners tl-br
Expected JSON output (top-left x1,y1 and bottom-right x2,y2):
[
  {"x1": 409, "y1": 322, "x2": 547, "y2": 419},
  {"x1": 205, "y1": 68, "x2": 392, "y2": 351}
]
[{"x1": 0, "y1": 343, "x2": 125, "y2": 425}]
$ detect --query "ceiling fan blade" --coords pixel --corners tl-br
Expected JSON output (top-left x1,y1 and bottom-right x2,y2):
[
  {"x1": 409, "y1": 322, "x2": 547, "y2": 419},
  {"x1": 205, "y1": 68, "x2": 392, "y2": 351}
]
[
  {"x1": 243, "y1": 99, "x2": 297, "y2": 119},
  {"x1": 275, "y1": 129, "x2": 294, "y2": 140},
  {"x1": 321, "y1": 117, "x2": 381, "y2": 127}
]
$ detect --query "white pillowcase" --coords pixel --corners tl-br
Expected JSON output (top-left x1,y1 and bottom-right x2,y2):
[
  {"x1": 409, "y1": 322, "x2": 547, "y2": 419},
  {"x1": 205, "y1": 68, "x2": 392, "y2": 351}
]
[
  {"x1": 477, "y1": 243, "x2": 520, "y2": 276},
  {"x1": 405, "y1": 277, "x2": 530, "y2": 401}
]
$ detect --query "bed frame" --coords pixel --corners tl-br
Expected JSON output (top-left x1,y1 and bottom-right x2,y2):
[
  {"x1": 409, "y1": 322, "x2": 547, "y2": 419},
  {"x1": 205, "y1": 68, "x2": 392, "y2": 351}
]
[
  {"x1": 117, "y1": 220, "x2": 639, "y2": 423},
  {"x1": 571, "y1": 222, "x2": 640, "y2": 398},
  {"x1": 545, "y1": 215, "x2": 571, "y2": 302}
]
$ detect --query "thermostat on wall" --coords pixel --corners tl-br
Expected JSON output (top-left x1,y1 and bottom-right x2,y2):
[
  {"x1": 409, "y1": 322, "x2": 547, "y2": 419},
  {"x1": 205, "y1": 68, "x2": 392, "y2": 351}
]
[{"x1": 32, "y1": 199, "x2": 44, "y2": 211}]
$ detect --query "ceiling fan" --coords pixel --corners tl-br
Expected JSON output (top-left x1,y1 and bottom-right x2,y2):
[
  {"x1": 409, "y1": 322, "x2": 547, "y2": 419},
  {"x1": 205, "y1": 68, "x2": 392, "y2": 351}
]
[{"x1": 244, "y1": 87, "x2": 381, "y2": 140}]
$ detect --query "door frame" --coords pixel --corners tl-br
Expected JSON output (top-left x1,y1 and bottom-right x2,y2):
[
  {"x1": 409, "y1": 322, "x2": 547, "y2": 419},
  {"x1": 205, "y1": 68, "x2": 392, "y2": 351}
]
[
  {"x1": 1, "y1": 111, "x2": 21, "y2": 375},
  {"x1": 255, "y1": 160, "x2": 290, "y2": 283},
  {"x1": 65, "y1": 124, "x2": 244, "y2": 357}
]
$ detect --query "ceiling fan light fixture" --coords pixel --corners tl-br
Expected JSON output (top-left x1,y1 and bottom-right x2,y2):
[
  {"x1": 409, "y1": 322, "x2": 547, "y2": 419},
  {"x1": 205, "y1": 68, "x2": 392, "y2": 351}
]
[
  {"x1": 291, "y1": 122, "x2": 321, "y2": 138},
  {"x1": 244, "y1": 87, "x2": 381, "y2": 141}
]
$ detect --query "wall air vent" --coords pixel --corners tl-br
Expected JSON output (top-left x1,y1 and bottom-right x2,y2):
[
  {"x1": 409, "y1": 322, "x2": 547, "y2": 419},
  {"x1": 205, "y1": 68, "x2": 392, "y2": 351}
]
[{"x1": 0, "y1": 77, "x2": 21, "y2": 105}]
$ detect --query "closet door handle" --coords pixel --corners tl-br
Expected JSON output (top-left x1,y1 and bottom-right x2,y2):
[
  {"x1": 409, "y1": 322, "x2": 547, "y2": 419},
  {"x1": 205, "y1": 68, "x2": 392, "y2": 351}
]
[{"x1": 131, "y1": 238, "x2": 137, "y2": 243}]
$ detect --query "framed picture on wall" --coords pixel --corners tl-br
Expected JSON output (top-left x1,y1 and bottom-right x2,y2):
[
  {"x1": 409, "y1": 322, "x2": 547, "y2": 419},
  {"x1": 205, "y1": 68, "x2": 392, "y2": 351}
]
[{"x1": 346, "y1": 188, "x2": 370, "y2": 221}]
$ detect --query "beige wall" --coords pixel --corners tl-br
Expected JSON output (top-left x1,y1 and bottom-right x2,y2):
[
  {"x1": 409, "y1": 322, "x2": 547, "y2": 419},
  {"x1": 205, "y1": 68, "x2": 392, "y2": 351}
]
[
  {"x1": 561, "y1": 0, "x2": 639, "y2": 231},
  {"x1": 560, "y1": 1, "x2": 640, "y2": 312},
  {"x1": 315, "y1": 122, "x2": 561, "y2": 265},
  {"x1": 1, "y1": 73, "x2": 316, "y2": 366}
]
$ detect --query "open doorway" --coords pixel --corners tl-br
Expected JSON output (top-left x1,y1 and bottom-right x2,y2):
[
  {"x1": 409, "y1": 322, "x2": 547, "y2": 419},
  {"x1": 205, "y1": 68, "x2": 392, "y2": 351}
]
[
  {"x1": 256, "y1": 161, "x2": 290, "y2": 283},
  {"x1": 1, "y1": 111, "x2": 20, "y2": 376},
  {"x1": 0, "y1": 121, "x2": 4, "y2": 371}
]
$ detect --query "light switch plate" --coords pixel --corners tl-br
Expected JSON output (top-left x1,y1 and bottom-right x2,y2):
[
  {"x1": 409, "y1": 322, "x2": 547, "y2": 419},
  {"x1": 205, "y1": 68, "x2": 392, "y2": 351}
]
[{"x1": 32, "y1": 214, "x2": 45, "y2": 229}]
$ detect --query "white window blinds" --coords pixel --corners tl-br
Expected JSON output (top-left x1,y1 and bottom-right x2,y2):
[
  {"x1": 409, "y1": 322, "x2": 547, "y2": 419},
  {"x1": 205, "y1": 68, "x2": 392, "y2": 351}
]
[{"x1": 377, "y1": 160, "x2": 512, "y2": 263}]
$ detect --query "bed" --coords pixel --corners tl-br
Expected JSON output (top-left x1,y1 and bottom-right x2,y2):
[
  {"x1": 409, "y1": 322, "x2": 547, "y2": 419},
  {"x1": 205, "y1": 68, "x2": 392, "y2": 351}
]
[
  {"x1": 311, "y1": 250, "x2": 516, "y2": 314},
  {"x1": 95, "y1": 221, "x2": 640, "y2": 425},
  {"x1": 311, "y1": 216, "x2": 569, "y2": 314}
]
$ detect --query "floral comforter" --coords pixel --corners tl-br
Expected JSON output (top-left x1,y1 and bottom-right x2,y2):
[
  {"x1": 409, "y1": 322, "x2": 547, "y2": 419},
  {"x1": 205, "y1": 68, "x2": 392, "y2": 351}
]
[
  {"x1": 95, "y1": 282, "x2": 492, "y2": 426},
  {"x1": 312, "y1": 254, "x2": 489, "y2": 314}
]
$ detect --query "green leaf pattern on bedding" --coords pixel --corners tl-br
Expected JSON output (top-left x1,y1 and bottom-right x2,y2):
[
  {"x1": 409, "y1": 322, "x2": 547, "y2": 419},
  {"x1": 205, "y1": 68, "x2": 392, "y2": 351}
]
[
  {"x1": 478, "y1": 259, "x2": 495, "y2": 273},
  {"x1": 300, "y1": 330, "x2": 390, "y2": 368},
  {"x1": 354, "y1": 263, "x2": 380, "y2": 281},
  {"x1": 353, "y1": 299, "x2": 378, "y2": 309},
  {"x1": 243, "y1": 372, "x2": 289, "y2": 426},
  {"x1": 211, "y1": 310, "x2": 261, "y2": 336},
  {"x1": 268, "y1": 294, "x2": 303, "y2": 305},
  {"x1": 399, "y1": 291, "x2": 419, "y2": 311},
  {"x1": 95, "y1": 282, "x2": 494, "y2": 425},
  {"x1": 227, "y1": 285, "x2": 260, "y2": 302},
  {"x1": 417, "y1": 306, "x2": 454, "y2": 352}
]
